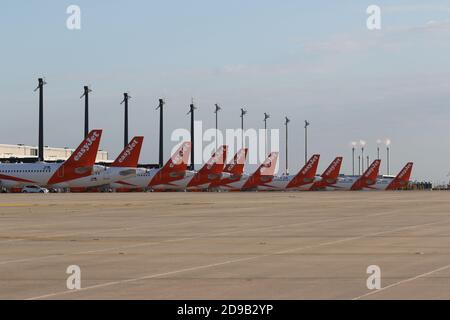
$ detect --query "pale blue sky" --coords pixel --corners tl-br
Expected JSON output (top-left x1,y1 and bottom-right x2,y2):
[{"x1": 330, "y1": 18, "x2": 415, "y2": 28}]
[{"x1": 1, "y1": 1, "x2": 450, "y2": 182}]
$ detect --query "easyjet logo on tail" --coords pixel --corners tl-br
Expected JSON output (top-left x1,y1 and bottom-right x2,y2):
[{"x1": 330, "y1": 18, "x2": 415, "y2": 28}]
[
  {"x1": 364, "y1": 160, "x2": 380, "y2": 178},
  {"x1": 397, "y1": 162, "x2": 413, "y2": 180},
  {"x1": 301, "y1": 154, "x2": 320, "y2": 175},
  {"x1": 324, "y1": 157, "x2": 342, "y2": 177},
  {"x1": 118, "y1": 139, "x2": 139, "y2": 164},
  {"x1": 74, "y1": 131, "x2": 100, "y2": 162}
]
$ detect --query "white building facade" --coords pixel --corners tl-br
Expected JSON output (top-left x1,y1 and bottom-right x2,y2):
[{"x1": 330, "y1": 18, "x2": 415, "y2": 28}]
[{"x1": 0, "y1": 144, "x2": 108, "y2": 162}]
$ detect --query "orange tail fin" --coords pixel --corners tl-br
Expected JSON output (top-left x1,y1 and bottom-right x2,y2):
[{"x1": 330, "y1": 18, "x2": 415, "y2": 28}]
[
  {"x1": 258, "y1": 152, "x2": 279, "y2": 176},
  {"x1": 243, "y1": 152, "x2": 279, "y2": 189},
  {"x1": 110, "y1": 136, "x2": 144, "y2": 168},
  {"x1": 197, "y1": 145, "x2": 228, "y2": 175},
  {"x1": 224, "y1": 148, "x2": 248, "y2": 176},
  {"x1": 351, "y1": 159, "x2": 381, "y2": 190},
  {"x1": 149, "y1": 141, "x2": 191, "y2": 186},
  {"x1": 387, "y1": 162, "x2": 413, "y2": 190},
  {"x1": 363, "y1": 159, "x2": 381, "y2": 181},
  {"x1": 48, "y1": 129, "x2": 102, "y2": 185},
  {"x1": 322, "y1": 157, "x2": 343, "y2": 180},
  {"x1": 287, "y1": 154, "x2": 320, "y2": 188}
]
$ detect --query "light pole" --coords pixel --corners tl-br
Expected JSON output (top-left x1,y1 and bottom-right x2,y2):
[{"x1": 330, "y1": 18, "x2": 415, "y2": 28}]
[
  {"x1": 360, "y1": 140, "x2": 366, "y2": 172},
  {"x1": 187, "y1": 101, "x2": 197, "y2": 171},
  {"x1": 156, "y1": 98, "x2": 165, "y2": 168},
  {"x1": 358, "y1": 155, "x2": 361, "y2": 175},
  {"x1": 263, "y1": 112, "x2": 270, "y2": 155},
  {"x1": 120, "y1": 93, "x2": 131, "y2": 148},
  {"x1": 240, "y1": 108, "x2": 247, "y2": 149},
  {"x1": 376, "y1": 139, "x2": 382, "y2": 160},
  {"x1": 285, "y1": 117, "x2": 290, "y2": 175},
  {"x1": 33, "y1": 78, "x2": 47, "y2": 162},
  {"x1": 367, "y1": 155, "x2": 370, "y2": 169},
  {"x1": 386, "y1": 139, "x2": 391, "y2": 175},
  {"x1": 351, "y1": 141, "x2": 357, "y2": 176},
  {"x1": 80, "y1": 86, "x2": 92, "y2": 139},
  {"x1": 214, "y1": 104, "x2": 221, "y2": 150},
  {"x1": 304, "y1": 120, "x2": 310, "y2": 164}
]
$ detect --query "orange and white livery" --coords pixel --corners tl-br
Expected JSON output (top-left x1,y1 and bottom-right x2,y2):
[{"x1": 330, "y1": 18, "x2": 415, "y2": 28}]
[
  {"x1": 152, "y1": 145, "x2": 227, "y2": 191},
  {"x1": 309, "y1": 157, "x2": 343, "y2": 191},
  {"x1": 218, "y1": 152, "x2": 279, "y2": 191},
  {"x1": 209, "y1": 148, "x2": 248, "y2": 190},
  {"x1": 257, "y1": 154, "x2": 320, "y2": 191},
  {"x1": 111, "y1": 141, "x2": 192, "y2": 191},
  {"x1": 327, "y1": 159, "x2": 381, "y2": 191},
  {"x1": 373, "y1": 162, "x2": 414, "y2": 190},
  {"x1": 0, "y1": 130, "x2": 103, "y2": 189}
]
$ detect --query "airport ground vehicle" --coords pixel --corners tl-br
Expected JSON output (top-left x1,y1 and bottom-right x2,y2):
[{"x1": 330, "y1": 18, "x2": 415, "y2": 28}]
[{"x1": 21, "y1": 185, "x2": 49, "y2": 193}]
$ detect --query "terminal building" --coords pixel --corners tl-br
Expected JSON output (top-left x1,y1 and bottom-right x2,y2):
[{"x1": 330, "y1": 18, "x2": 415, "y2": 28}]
[{"x1": 0, "y1": 144, "x2": 108, "y2": 163}]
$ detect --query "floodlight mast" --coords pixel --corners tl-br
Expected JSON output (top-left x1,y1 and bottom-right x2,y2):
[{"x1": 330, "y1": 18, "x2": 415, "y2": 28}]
[
  {"x1": 34, "y1": 78, "x2": 47, "y2": 162},
  {"x1": 240, "y1": 108, "x2": 247, "y2": 149},
  {"x1": 120, "y1": 93, "x2": 131, "y2": 148},
  {"x1": 80, "y1": 86, "x2": 92, "y2": 139},
  {"x1": 156, "y1": 98, "x2": 165, "y2": 168},
  {"x1": 214, "y1": 104, "x2": 221, "y2": 150},
  {"x1": 187, "y1": 101, "x2": 197, "y2": 170}
]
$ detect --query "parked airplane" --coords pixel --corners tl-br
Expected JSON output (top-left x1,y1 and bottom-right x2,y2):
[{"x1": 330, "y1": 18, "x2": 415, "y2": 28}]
[
  {"x1": 71, "y1": 136, "x2": 144, "y2": 192},
  {"x1": 326, "y1": 159, "x2": 381, "y2": 191},
  {"x1": 209, "y1": 148, "x2": 248, "y2": 190},
  {"x1": 217, "y1": 152, "x2": 279, "y2": 191},
  {"x1": 0, "y1": 130, "x2": 103, "y2": 189},
  {"x1": 110, "y1": 141, "x2": 191, "y2": 191},
  {"x1": 151, "y1": 145, "x2": 227, "y2": 191},
  {"x1": 257, "y1": 154, "x2": 320, "y2": 191},
  {"x1": 373, "y1": 162, "x2": 414, "y2": 190},
  {"x1": 309, "y1": 157, "x2": 343, "y2": 191}
]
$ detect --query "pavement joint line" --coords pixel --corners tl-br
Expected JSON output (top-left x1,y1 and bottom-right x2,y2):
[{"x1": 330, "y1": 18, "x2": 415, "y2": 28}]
[
  {"x1": 25, "y1": 214, "x2": 450, "y2": 300},
  {"x1": 0, "y1": 218, "x2": 214, "y2": 245},
  {"x1": 0, "y1": 209, "x2": 400, "y2": 266}
]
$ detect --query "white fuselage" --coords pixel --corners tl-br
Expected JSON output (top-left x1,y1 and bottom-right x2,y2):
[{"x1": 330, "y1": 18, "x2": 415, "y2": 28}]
[
  {"x1": 0, "y1": 162, "x2": 59, "y2": 188},
  {"x1": 110, "y1": 168, "x2": 159, "y2": 190},
  {"x1": 0, "y1": 162, "x2": 136, "y2": 189},
  {"x1": 53, "y1": 166, "x2": 137, "y2": 189},
  {"x1": 217, "y1": 174, "x2": 250, "y2": 191},
  {"x1": 152, "y1": 171, "x2": 196, "y2": 191},
  {"x1": 325, "y1": 175, "x2": 380, "y2": 191},
  {"x1": 257, "y1": 175, "x2": 318, "y2": 191},
  {"x1": 372, "y1": 177, "x2": 395, "y2": 191}
]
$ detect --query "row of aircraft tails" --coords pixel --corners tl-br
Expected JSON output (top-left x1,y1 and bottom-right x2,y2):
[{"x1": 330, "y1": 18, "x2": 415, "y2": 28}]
[{"x1": 0, "y1": 130, "x2": 414, "y2": 192}]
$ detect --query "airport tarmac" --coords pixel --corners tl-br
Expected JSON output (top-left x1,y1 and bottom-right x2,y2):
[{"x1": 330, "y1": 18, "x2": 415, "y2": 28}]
[{"x1": 0, "y1": 191, "x2": 449, "y2": 300}]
